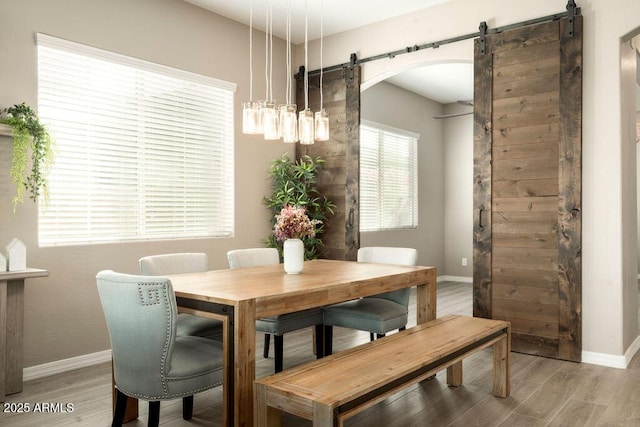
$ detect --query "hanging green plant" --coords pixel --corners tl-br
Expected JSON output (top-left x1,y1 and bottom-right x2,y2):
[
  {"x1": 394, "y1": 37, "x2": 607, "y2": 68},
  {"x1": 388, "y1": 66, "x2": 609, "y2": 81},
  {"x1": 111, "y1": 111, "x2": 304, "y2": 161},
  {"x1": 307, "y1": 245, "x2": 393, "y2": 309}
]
[
  {"x1": 0, "y1": 103, "x2": 55, "y2": 211},
  {"x1": 263, "y1": 154, "x2": 335, "y2": 260}
]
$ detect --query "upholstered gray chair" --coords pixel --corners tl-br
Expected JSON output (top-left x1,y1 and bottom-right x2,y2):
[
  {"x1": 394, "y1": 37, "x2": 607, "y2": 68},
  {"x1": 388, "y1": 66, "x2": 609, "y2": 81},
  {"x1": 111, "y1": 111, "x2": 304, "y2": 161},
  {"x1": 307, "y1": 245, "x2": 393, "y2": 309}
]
[
  {"x1": 139, "y1": 253, "x2": 222, "y2": 340},
  {"x1": 323, "y1": 246, "x2": 418, "y2": 355},
  {"x1": 226, "y1": 248, "x2": 323, "y2": 372},
  {"x1": 96, "y1": 270, "x2": 224, "y2": 427}
]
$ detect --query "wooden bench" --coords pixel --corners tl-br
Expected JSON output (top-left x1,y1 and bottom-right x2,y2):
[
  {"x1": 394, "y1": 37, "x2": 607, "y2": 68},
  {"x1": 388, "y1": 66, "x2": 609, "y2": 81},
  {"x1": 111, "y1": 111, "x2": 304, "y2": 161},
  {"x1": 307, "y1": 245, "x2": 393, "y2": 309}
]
[{"x1": 254, "y1": 314, "x2": 510, "y2": 427}]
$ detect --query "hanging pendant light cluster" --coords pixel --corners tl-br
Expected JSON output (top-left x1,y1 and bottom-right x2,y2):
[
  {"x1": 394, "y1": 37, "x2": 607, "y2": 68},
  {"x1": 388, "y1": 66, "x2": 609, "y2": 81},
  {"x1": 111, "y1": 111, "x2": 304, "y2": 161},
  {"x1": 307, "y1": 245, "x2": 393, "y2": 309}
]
[{"x1": 242, "y1": 0, "x2": 329, "y2": 144}]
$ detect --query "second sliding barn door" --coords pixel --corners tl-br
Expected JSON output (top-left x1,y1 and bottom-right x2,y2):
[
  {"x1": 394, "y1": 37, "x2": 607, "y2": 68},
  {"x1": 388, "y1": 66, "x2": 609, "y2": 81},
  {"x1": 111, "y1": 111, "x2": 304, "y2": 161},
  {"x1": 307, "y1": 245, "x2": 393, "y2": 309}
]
[
  {"x1": 296, "y1": 64, "x2": 361, "y2": 261},
  {"x1": 473, "y1": 16, "x2": 582, "y2": 361}
]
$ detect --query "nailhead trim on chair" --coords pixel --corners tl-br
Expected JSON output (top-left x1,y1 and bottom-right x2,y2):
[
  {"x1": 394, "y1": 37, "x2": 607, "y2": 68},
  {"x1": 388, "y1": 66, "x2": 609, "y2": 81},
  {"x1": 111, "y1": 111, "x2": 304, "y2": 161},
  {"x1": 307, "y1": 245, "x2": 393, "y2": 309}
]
[
  {"x1": 137, "y1": 281, "x2": 172, "y2": 397},
  {"x1": 130, "y1": 281, "x2": 224, "y2": 401},
  {"x1": 138, "y1": 284, "x2": 162, "y2": 306},
  {"x1": 117, "y1": 381, "x2": 223, "y2": 401}
]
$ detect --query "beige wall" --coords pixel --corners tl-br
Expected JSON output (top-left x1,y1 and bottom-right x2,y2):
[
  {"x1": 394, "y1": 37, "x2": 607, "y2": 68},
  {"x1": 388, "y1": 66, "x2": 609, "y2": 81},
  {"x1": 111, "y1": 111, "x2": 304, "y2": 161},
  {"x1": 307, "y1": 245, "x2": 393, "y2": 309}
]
[
  {"x1": 442, "y1": 102, "x2": 473, "y2": 278},
  {"x1": 360, "y1": 81, "x2": 445, "y2": 271},
  {"x1": 0, "y1": 0, "x2": 294, "y2": 367},
  {"x1": 622, "y1": 37, "x2": 639, "y2": 351}
]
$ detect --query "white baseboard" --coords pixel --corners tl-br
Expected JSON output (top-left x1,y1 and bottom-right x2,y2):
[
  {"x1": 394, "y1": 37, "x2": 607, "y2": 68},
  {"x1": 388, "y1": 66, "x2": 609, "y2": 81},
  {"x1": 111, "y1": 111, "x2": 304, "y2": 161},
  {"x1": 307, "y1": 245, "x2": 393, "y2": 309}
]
[
  {"x1": 581, "y1": 336, "x2": 640, "y2": 369},
  {"x1": 625, "y1": 335, "x2": 640, "y2": 367},
  {"x1": 23, "y1": 349, "x2": 112, "y2": 382},
  {"x1": 581, "y1": 351, "x2": 628, "y2": 369},
  {"x1": 438, "y1": 275, "x2": 472, "y2": 283}
]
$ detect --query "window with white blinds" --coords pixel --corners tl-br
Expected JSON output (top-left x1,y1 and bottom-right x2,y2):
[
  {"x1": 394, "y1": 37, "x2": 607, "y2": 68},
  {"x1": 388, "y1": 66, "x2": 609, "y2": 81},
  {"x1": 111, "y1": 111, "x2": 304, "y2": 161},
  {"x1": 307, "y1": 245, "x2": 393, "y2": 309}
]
[
  {"x1": 360, "y1": 120, "x2": 418, "y2": 232},
  {"x1": 36, "y1": 34, "x2": 236, "y2": 246}
]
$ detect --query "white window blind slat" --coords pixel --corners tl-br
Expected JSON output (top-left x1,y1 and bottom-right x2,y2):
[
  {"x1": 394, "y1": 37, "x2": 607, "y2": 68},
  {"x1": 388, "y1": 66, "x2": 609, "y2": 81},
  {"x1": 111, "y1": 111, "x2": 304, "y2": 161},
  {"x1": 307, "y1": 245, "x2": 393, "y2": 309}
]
[
  {"x1": 359, "y1": 120, "x2": 418, "y2": 232},
  {"x1": 37, "y1": 34, "x2": 235, "y2": 246}
]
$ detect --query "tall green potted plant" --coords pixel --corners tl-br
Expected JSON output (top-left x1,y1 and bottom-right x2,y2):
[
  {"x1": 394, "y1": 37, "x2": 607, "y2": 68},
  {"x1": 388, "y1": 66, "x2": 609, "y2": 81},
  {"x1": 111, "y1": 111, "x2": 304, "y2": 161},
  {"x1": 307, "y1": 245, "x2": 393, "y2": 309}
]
[
  {"x1": 263, "y1": 154, "x2": 335, "y2": 260},
  {"x1": 1, "y1": 103, "x2": 55, "y2": 211}
]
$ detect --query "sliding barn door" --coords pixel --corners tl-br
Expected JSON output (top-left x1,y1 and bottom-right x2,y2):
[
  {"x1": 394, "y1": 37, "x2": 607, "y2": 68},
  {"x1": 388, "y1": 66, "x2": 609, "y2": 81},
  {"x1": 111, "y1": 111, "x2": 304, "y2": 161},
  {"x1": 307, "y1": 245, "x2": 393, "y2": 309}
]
[
  {"x1": 473, "y1": 16, "x2": 582, "y2": 361},
  {"x1": 296, "y1": 64, "x2": 361, "y2": 261}
]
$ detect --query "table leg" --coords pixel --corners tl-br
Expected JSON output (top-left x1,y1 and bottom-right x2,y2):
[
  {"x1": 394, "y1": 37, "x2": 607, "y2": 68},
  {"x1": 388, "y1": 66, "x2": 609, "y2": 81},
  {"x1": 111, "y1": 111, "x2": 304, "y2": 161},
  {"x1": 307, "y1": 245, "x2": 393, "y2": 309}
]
[
  {"x1": 416, "y1": 268, "x2": 437, "y2": 324},
  {"x1": 493, "y1": 331, "x2": 510, "y2": 398},
  {"x1": 1, "y1": 279, "x2": 28, "y2": 402},
  {"x1": 235, "y1": 299, "x2": 256, "y2": 427},
  {"x1": 5, "y1": 279, "x2": 25, "y2": 395}
]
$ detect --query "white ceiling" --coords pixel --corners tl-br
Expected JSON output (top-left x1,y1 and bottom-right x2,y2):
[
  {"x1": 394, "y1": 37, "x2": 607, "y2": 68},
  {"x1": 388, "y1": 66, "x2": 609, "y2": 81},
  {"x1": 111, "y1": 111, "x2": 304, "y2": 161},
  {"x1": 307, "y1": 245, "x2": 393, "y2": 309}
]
[
  {"x1": 184, "y1": 0, "x2": 473, "y2": 105},
  {"x1": 184, "y1": 0, "x2": 451, "y2": 43},
  {"x1": 386, "y1": 62, "x2": 474, "y2": 105}
]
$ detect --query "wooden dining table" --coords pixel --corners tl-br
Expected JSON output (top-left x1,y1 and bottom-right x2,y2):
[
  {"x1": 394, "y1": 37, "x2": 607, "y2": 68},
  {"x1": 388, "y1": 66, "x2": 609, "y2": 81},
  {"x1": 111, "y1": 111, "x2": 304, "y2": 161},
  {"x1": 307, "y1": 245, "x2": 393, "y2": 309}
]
[{"x1": 121, "y1": 259, "x2": 437, "y2": 427}]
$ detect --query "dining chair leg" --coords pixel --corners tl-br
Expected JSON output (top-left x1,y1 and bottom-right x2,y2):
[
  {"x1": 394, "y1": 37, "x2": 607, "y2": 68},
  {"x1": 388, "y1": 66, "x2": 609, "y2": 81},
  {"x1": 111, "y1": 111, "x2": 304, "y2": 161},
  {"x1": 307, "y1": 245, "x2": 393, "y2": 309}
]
[
  {"x1": 263, "y1": 334, "x2": 271, "y2": 358},
  {"x1": 148, "y1": 401, "x2": 160, "y2": 427},
  {"x1": 182, "y1": 395, "x2": 194, "y2": 420},
  {"x1": 324, "y1": 325, "x2": 333, "y2": 356},
  {"x1": 315, "y1": 324, "x2": 324, "y2": 359},
  {"x1": 112, "y1": 388, "x2": 129, "y2": 427},
  {"x1": 274, "y1": 335, "x2": 284, "y2": 373}
]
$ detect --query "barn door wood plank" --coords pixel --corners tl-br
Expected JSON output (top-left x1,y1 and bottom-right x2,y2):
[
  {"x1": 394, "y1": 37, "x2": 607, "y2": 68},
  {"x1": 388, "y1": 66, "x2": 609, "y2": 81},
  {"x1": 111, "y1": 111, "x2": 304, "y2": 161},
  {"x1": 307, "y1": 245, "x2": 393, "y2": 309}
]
[
  {"x1": 473, "y1": 34, "x2": 493, "y2": 319},
  {"x1": 557, "y1": 15, "x2": 582, "y2": 362}
]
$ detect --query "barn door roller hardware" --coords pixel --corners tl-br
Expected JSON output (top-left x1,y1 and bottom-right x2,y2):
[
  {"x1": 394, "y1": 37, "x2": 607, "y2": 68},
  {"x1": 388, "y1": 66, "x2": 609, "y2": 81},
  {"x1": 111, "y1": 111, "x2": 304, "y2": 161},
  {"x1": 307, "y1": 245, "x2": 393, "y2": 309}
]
[
  {"x1": 479, "y1": 21, "x2": 488, "y2": 55},
  {"x1": 348, "y1": 53, "x2": 357, "y2": 82},
  {"x1": 566, "y1": 0, "x2": 578, "y2": 37}
]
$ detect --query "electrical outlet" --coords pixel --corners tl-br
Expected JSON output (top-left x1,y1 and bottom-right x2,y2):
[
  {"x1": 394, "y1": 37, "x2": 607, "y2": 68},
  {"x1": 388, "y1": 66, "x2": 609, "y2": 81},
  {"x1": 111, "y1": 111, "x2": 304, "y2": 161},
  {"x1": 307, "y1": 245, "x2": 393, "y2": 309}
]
[{"x1": 462, "y1": 258, "x2": 468, "y2": 266}]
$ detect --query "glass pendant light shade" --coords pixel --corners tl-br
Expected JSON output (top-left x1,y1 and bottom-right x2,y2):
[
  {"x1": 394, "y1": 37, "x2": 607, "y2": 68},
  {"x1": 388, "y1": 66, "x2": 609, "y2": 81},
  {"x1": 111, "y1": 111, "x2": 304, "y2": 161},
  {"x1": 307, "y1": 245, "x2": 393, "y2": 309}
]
[
  {"x1": 242, "y1": 101, "x2": 260, "y2": 134},
  {"x1": 299, "y1": 108, "x2": 314, "y2": 145},
  {"x1": 314, "y1": 109, "x2": 329, "y2": 141},
  {"x1": 279, "y1": 104, "x2": 298, "y2": 143},
  {"x1": 255, "y1": 100, "x2": 267, "y2": 134},
  {"x1": 262, "y1": 100, "x2": 279, "y2": 140}
]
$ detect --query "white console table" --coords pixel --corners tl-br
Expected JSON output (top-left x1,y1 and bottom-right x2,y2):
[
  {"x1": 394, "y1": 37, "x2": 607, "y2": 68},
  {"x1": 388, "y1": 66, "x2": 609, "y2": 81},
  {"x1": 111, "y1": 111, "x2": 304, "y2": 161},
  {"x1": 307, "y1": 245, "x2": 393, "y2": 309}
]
[{"x1": 0, "y1": 268, "x2": 49, "y2": 401}]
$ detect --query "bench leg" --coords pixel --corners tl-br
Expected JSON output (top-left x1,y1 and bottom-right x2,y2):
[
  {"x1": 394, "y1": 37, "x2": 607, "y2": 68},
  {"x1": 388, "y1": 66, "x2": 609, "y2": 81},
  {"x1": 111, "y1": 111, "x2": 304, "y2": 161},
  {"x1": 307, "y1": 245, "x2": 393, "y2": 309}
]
[
  {"x1": 313, "y1": 402, "x2": 334, "y2": 427},
  {"x1": 255, "y1": 383, "x2": 282, "y2": 427},
  {"x1": 446, "y1": 361, "x2": 463, "y2": 387},
  {"x1": 493, "y1": 334, "x2": 510, "y2": 398},
  {"x1": 266, "y1": 407, "x2": 282, "y2": 427}
]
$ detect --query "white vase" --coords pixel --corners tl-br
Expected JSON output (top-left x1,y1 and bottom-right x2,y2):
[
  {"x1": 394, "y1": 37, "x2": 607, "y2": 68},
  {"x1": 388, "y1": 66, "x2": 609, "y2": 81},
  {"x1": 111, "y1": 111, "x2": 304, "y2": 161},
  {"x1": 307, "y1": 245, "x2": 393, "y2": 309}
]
[{"x1": 283, "y1": 238, "x2": 304, "y2": 274}]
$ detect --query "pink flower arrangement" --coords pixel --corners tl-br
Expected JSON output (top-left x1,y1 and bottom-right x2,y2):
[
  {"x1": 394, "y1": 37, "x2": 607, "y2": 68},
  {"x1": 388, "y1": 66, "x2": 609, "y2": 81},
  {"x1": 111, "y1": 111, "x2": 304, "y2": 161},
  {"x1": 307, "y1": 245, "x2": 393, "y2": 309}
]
[{"x1": 273, "y1": 205, "x2": 321, "y2": 241}]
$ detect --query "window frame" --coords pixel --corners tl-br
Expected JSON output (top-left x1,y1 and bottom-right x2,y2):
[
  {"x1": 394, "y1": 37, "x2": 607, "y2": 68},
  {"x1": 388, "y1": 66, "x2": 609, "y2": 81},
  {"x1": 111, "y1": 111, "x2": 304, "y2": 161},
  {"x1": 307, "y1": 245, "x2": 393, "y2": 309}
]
[
  {"x1": 359, "y1": 119, "x2": 419, "y2": 232},
  {"x1": 36, "y1": 33, "x2": 236, "y2": 247}
]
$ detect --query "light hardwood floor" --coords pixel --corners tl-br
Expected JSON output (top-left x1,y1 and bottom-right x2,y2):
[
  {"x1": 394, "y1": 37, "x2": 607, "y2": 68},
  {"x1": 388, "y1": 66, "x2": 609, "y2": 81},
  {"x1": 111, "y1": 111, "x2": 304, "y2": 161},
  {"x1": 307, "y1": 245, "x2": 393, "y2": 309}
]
[{"x1": 2, "y1": 281, "x2": 640, "y2": 426}]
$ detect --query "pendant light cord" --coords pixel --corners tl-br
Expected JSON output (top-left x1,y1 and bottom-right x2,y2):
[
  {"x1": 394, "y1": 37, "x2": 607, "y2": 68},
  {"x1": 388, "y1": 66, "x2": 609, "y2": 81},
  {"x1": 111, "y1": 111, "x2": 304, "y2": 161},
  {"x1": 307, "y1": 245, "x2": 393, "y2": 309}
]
[
  {"x1": 320, "y1": 0, "x2": 323, "y2": 109},
  {"x1": 286, "y1": 0, "x2": 291, "y2": 105},
  {"x1": 264, "y1": 1, "x2": 269, "y2": 100},
  {"x1": 249, "y1": 0, "x2": 253, "y2": 101},
  {"x1": 304, "y1": 0, "x2": 309, "y2": 110},
  {"x1": 269, "y1": 1, "x2": 273, "y2": 101}
]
